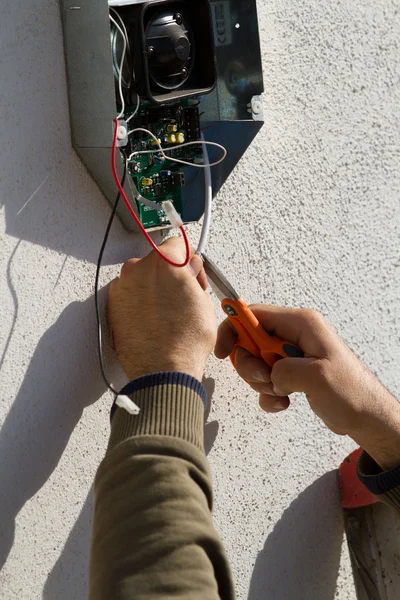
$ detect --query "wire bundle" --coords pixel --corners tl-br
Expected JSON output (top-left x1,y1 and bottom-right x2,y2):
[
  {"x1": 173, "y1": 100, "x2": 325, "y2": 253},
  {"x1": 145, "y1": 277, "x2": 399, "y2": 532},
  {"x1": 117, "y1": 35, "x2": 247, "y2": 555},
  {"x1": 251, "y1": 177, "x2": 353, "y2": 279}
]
[{"x1": 96, "y1": 11, "x2": 227, "y2": 397}]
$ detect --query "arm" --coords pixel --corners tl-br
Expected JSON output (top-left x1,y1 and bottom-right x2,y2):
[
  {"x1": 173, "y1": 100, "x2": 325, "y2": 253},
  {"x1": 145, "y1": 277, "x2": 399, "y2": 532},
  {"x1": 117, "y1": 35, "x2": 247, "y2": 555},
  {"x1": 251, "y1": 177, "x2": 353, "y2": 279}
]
[
  {"x1": 216, "y1": 305, "x2": 400, "y2": 509},
  {"x1": 90, "y1": 239, "x2": 235, "y2": 600}
]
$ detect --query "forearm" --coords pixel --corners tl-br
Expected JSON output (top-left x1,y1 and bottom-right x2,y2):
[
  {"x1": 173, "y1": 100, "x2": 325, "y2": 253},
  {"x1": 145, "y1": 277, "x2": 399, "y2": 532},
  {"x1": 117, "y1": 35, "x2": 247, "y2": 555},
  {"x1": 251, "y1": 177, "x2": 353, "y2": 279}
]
[
  {"x1": 349, "y1": 381, "x2": 400, "y2": 472},
  {"x1": 89, "y1": 373, "x2": 235, "y2": 600}
]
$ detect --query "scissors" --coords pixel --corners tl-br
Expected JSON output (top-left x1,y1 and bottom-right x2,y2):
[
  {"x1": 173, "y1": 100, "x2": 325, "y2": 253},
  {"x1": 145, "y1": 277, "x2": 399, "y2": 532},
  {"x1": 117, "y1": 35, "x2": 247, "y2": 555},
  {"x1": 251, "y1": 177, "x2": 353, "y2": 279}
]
[{"x1": 202, "y1": 254, "x2": 304, "y2": 369}]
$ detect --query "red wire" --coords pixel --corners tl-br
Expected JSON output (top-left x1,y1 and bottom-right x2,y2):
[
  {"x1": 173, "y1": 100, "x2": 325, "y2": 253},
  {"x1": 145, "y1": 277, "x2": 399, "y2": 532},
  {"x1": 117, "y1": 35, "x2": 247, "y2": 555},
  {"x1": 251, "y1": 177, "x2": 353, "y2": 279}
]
[{"x1": 111, "y1": 119, "x2": 191, "y2": 268}]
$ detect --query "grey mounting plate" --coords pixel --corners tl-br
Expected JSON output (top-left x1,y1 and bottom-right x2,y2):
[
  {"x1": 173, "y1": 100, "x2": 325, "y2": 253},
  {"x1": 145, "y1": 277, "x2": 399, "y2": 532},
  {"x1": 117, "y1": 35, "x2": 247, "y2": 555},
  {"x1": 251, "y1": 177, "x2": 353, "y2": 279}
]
[{"x1": 60, "y1": 0, "x2": 264, "y2": 231}]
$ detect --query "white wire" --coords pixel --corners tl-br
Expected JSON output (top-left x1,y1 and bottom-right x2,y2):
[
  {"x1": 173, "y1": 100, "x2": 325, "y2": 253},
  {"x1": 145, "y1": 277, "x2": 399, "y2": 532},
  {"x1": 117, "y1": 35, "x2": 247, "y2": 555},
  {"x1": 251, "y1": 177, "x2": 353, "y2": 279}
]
[
  {"x1": 109, "y1": 15, "x2": 126, "y2": 119},
  {"x1": 109, "y1": 8, "x2": 130, "y2": 52},
  {"x1": 196, "y1": 134, "x2": 212, "y2": 255},
  {"x1": 127, "y1": 128, "x2": 227, "y2": 168},
  {"x1": 126, "y1": 94, "x2": 141, "y2": 122}
]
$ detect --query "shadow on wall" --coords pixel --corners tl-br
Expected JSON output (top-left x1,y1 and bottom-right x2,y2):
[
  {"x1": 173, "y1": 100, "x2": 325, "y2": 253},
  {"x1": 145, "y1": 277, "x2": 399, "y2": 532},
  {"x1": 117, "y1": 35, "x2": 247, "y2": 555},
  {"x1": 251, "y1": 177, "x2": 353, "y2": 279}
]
[
  {"x1": 203, "y1": 377, "x2": 219, "y2": 456},
  {"x1": 43, "y1": 489, "x2": 94, "y2": 600},
  {"x1": 248, "y1": 471, "x2": 344, "y2": 600},
  {"x1": 0, "y1": 0, "x2": 152, "y2": 265},
  {"x1": 0, "y1": 295, "x2": 106, "y2": 570}
]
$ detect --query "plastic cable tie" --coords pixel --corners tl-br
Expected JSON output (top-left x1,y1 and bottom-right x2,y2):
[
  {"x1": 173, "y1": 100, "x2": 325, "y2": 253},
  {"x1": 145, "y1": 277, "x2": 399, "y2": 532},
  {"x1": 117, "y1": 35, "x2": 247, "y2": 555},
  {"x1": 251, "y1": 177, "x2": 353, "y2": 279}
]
[
  {"x1": 163, "y1": 201, "x2": 183, "y2": 228},
  {"x1": 137, "y1": 194, "x2": 162, "y2": 211}
]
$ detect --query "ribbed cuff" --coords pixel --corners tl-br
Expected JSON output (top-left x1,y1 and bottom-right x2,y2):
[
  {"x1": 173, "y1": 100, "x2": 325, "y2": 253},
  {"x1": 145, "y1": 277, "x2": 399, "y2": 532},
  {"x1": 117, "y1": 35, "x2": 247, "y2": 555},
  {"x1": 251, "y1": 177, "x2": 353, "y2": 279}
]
[
  {"x1": 108, "y1": 372, "x2": 207, "y2": 452},
  {"x1": 357, "y1": 450, "x2": 400, "y2": 496}
]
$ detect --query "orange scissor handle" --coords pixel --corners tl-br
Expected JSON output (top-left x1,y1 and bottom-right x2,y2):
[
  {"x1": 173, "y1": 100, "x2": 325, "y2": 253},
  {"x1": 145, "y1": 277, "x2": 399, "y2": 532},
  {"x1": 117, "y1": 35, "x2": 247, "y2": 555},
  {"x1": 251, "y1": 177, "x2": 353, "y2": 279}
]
[{"x1": 221, "y1": 297, "x2": 304, "y2": 369}]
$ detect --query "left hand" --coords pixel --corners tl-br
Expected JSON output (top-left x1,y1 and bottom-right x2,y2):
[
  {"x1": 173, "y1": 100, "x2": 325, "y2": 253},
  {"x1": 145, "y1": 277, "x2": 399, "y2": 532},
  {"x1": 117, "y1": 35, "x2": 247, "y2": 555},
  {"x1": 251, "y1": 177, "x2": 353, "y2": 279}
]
[{"x1": 108, "y1": 237, "x2": 217, "y2": 382}]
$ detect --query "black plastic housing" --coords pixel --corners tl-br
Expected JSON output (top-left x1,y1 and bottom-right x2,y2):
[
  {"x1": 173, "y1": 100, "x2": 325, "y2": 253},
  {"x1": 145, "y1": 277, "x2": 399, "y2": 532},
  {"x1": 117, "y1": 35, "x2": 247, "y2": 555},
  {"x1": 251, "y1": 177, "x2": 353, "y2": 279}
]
[{"x1": 121, "y1": 0, "x2": 217, "y2": 104}]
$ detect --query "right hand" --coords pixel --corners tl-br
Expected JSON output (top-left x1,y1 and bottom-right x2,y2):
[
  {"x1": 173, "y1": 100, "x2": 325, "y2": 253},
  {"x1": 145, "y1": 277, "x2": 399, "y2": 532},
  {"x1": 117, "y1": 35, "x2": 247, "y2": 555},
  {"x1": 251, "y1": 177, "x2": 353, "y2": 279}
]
[{"x1": 216, "y1": 306, "x2": 400, "y2": 470}]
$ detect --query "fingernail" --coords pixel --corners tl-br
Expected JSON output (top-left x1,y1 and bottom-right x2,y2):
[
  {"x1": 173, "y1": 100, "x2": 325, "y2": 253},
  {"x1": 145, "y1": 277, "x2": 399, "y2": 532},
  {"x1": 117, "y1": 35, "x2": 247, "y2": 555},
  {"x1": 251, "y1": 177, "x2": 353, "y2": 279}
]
[
  {"x1": 253, "y1": 370, "x2": 270, "y2": 383},
  {"x1": 272, "y1": 400, "x2": 287, "y2": 411},
  {"x1": 272, "y1": 384, "x2": 286, "y2": 396}
]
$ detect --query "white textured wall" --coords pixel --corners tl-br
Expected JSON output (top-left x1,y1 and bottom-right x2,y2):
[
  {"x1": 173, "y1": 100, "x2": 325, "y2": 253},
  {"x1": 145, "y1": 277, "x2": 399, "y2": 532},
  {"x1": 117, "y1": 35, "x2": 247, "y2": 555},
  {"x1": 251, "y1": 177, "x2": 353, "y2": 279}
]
[{"x1": 1, "y1": 1, "x2": 399, "y2": 598}]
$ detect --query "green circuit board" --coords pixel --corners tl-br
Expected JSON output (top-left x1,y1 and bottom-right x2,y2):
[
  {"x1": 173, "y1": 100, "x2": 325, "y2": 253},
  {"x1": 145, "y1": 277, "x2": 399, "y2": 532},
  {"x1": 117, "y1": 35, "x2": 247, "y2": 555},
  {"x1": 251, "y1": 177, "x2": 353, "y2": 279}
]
[{"x1": 125, "y1": 101, "x2": 202, "y2": 228}]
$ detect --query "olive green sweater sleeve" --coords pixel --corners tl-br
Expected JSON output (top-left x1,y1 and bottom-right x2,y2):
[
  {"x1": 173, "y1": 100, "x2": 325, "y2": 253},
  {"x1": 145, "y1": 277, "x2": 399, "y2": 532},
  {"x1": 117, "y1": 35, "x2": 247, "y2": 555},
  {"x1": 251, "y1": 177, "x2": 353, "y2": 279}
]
[{"x1": 89, "y1": 372, "x2": 235, "y2": 600}]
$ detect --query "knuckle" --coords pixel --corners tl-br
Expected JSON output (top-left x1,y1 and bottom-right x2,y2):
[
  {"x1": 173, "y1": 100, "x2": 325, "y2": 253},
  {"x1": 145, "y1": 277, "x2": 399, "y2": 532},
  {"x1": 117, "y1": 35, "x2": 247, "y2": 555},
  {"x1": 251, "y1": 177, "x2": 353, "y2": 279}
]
[
  {"x1": 311, "y1": 357, "x2": 331, "y2": 384},
  {"x1": 120, "y1": 258, "x2": 138, "y2": 279},
  {"x1": 298, "y1": 308, "x2": 325, "y2": 327}
]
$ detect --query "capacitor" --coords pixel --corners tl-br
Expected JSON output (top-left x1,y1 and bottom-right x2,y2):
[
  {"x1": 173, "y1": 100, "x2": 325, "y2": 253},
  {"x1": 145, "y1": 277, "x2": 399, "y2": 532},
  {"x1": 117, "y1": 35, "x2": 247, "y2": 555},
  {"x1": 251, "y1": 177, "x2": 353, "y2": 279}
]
[
  {"x1": 166, "y1": 134, "x2": 177, "y2": 144},
  {"x1": 160, "y1": 170, "x2": 172, "y2": 177},
  {"x1": 141, "y1": 177, "x2": 153, "y2": 186},
  {"x1": 176, "y1": 132, "x2": 185, "y2": 144},
  {"x1": 150, "y1": 138, "x2": 162, "y2": 147},
  {"x1": 166, "y1": 124, "x2": 178, "y2": 133},
  {"x1": 153, "y1": 155, "x2": 165, "y2": 164}
]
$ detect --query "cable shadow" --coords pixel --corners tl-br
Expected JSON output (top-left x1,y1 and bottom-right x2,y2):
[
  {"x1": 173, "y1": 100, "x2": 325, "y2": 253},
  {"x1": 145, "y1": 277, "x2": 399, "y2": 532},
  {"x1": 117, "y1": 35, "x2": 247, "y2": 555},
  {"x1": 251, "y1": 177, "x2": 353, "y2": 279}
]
[
  {"x1": 0, "y1": 294, "x2": 106, "y2": 570},
  {"x1": 0, "y1": 239, "x2": 21, "y2": 371},
  {"x1": 43, "y1": 488, "x2": 94, "y2": 600},
  {"x1": 248, "y1": 471, "x2": 344, "y2": 600}
]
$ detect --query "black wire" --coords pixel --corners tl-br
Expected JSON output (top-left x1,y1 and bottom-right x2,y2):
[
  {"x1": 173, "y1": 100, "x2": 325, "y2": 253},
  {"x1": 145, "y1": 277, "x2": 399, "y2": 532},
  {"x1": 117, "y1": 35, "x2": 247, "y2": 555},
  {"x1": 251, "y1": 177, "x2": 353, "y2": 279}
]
[{"x1": 95, "y1": 158, "x2": 127, "y2": 395}]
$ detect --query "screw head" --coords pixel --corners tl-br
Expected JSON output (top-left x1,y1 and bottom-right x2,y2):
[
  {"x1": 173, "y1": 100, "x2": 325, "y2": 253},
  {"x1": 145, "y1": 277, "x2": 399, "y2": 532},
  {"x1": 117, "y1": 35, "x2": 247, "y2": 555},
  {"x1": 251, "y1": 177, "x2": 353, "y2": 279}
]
[
  {"x1": 174, "y1": 13, "x2": 183, "y2": 25},
  {"x1": 147, "y1": 46, "x2": 155, "y2": 56},
  {"x1": 223, "y1": 304, "x2": 238, "y2": 317},
  {"x1": 181, "y1": 67, "x2": 188, "y2": 80}
]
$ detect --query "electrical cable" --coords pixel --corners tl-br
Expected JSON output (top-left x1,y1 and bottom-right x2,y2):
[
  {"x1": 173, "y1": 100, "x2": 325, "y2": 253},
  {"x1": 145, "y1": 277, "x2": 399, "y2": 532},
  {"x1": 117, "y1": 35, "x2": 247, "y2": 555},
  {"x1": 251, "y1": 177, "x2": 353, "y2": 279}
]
[
  {"x1": 127, "y1": 127, "x2": 227, "y2": 168},
  {"x1": 109, "y1": 15, "x2": 127, "y2": 119},
  {"x1": 109, "y1": 7, "x2": 130, "y2": 53},
  {"x1": 111, "y1": 119, "x2": 191, "y2": 267},
  {"x1": 125, "y1": 94, "x2": 141, "y2": 122},
  {"x1": 196, "y1": 134, "x2": 212, "y2": 255},
  {"x1": 95, "y1": 158, "x2": 127, "y2": 396}
]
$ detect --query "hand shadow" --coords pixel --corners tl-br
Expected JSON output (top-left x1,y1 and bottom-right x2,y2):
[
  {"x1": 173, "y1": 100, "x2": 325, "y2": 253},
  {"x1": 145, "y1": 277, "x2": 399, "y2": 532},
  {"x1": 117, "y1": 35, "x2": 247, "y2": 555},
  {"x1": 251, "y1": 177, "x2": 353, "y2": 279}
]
[
  {"x1": 43, "y1": 488, "x2": 94, "y2": 600},
  {"x1": 203, "y1": 377, "x2": 219, "y2": 456},
  {"x1": 0, "y1": 293, "x2": 107, "y2": 570},
  {"x1": 248, "y1": 471, "x2": 344, "y2": 600}
]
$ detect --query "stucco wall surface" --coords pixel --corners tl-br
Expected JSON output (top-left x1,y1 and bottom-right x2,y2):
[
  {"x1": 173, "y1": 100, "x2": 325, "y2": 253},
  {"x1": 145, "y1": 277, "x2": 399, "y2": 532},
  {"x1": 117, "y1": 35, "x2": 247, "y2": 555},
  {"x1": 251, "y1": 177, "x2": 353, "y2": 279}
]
[{"x1": 1, "y1": 0, "x2": 399, "y2": 598}]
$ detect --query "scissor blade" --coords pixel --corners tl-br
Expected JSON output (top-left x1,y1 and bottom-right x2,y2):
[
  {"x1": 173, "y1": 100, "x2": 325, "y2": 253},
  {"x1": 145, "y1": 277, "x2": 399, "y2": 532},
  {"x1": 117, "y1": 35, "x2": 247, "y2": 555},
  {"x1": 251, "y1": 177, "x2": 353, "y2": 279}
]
[{"x1": 202, "y1": 254, "x2": 239, "y2": 302}]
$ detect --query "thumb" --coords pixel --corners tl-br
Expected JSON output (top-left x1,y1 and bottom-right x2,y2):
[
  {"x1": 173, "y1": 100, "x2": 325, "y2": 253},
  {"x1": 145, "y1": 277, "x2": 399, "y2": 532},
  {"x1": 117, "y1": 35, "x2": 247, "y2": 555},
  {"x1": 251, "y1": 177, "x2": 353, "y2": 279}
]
[
  {"x1": 271, "y1": 357, "x2": 319, "y2": 396},
  {"x1": 188, "y1": 254, "x2": 203, "y2": 277},
  {"x1": 188, "y1": 255, "x2": 208, "y2": 291}
]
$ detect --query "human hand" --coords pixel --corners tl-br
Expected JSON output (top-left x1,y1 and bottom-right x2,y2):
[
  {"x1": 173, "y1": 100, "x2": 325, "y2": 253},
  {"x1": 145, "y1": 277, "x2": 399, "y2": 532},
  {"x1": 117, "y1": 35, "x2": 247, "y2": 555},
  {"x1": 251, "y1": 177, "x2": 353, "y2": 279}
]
[
  {"x1": 108, "y1": 237, "x2": 217, "y2": 382},
  {"x1": 216, "y1": 306, "x2": 400, "y2": 470}
]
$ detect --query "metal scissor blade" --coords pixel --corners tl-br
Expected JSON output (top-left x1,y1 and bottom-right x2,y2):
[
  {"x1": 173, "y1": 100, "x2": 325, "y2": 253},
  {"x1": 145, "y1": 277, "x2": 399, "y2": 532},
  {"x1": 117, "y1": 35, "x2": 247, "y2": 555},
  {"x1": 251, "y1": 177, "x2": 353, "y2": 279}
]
[{"x1": 202, "y1": 254, "x2": 239, "y2": 302}]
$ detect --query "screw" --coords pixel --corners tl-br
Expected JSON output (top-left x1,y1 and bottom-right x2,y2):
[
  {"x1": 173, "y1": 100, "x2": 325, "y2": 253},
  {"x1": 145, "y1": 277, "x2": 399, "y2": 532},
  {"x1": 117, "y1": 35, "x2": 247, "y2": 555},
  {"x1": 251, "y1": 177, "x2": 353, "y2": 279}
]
[
  {"x1": 252, "y1": 100, "x2": 262, "y2": 115},
  {"x1": 148, "y1": 46, "x2": 155, "y2": 56},
  {"x1": 181, "y1": 67, "x2": 188, "y2": 79},
  {"x1": 223, "y1": 304, "x2": 238, "y2": 317},
  {"x1": 174, "y1": 13, "x2": 183, "y2": 25}
]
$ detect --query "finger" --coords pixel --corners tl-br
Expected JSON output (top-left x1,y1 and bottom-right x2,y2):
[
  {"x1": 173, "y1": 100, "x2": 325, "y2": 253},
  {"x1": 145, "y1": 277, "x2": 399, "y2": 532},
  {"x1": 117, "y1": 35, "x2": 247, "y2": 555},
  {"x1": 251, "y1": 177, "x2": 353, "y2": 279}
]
[
  {"x1": 271, "y1": 356, "x2": 321, "y2": 396},
  {"x1": 196, "y1": 265, "x2": 209, "y2": 292},
  {"x1": 259, "y1": 394, "x2": 290, "y2": 413},
  {"x1": 215, "y1": 318, "x2": 238, "y2": 359},
  {"x1": 235, "y1": 346, "x2": 272, "y2": 383},
  {"x1": 156, "y1": 236, "x2": 194, "y2": 265},
  {"x1": 248, "y1": 305, "x2": 336, "y2": 356},
  {"x1": 187, "y1": 255, "x2": 208, "y2": 291}
]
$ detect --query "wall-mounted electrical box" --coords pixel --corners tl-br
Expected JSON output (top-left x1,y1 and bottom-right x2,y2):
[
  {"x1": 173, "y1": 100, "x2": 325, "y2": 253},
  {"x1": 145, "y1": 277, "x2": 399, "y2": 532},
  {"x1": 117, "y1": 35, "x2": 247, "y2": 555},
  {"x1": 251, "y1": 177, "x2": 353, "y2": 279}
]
[{"x1": 60, "y1": 0, "x2": 264, "y2": 231}]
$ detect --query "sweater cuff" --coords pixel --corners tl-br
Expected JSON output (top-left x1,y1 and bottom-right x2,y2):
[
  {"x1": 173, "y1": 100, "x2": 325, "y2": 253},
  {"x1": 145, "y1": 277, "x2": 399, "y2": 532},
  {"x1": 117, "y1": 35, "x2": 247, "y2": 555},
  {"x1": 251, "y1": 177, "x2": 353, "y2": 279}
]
[
  {"x1": 357, "y1": 450, "x2": 400, "y2": 495},
  {"x1": 108, "y1": 372, "x2": 207, "y2": 452}
]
